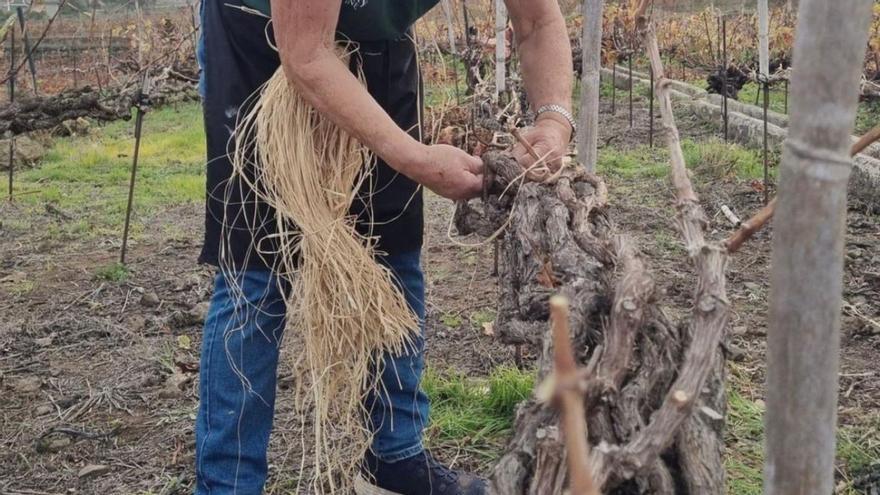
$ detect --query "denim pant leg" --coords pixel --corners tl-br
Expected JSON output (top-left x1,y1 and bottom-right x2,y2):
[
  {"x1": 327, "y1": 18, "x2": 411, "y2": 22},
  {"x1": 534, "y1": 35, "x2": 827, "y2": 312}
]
[
  {"x1": 195, "y1": 270, "x2": 286, "y2": 495},
  {"x1": 369, "y1": 250, "x2": 430, "y2": 462}
]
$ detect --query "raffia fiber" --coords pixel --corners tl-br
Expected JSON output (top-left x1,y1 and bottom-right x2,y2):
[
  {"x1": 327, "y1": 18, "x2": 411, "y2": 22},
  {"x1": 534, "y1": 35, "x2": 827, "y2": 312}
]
[{"x1": 227, "y1": 52, "x2": 419, "y2": 492}]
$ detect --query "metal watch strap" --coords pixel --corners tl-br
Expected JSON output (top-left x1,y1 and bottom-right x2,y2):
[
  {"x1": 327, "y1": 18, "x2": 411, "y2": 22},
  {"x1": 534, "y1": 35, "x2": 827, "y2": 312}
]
[{"x1": 535, "y1": 104, "x2": 577, "y2": 141}]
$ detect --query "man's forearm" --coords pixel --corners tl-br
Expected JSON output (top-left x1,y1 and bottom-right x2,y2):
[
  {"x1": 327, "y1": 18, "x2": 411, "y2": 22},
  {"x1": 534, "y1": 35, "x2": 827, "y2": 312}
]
[
  {"x1": 282, "y1": 50, "x2": 425, "y2": 176},
  {"x1": 270, "y1": 0, "x2": 424, "y2": 178},
  {"x1": 507, "y1": 1, "x2": 574, "y2": 136}
]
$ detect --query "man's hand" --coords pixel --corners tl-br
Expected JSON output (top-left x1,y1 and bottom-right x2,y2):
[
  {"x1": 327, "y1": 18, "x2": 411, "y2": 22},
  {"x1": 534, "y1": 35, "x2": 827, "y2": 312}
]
[
  {"x1": 410, "y1": 144, "x2": 484, "y2": 201},
  {"x1": 512, "y1": 117, "x2": 571, "y2": 171}
]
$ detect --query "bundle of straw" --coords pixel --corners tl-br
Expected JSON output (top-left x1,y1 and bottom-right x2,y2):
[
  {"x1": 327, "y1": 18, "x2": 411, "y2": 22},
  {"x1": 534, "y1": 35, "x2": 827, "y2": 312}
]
[{"x1": 229, "y1": 55, "x2": 419, "y2": 492}]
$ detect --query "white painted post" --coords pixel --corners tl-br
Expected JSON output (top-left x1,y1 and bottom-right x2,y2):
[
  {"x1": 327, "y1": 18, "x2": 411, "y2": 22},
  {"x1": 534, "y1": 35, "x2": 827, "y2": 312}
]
[
  {"x1": 757, "y1": 0, "x2": 769, "y2": 79},
  {"x1": 441, "y1": 0, "x2": 456, "y2": 55},
  {"x1": 578, "y1": 0, "x2": 604, "y2": 172},
  {"x1": 495, "y1": 0, "x2": 507, "y2": 99}
]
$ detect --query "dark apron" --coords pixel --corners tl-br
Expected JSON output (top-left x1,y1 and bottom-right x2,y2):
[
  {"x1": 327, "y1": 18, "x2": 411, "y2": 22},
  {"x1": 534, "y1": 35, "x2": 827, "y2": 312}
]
[{"x1": 198, "y1": 0, "x2": 424, "y2": 270}]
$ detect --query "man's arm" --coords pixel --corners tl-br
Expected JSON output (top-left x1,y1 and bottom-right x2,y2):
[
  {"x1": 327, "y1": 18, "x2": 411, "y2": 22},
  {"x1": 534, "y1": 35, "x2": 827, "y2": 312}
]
[
  {"x1": 270, "y1": 0, "x2": 483, "y2": 200},
  {"x1": 505, "y1": 0, "x2": 575, "y2": 168}
]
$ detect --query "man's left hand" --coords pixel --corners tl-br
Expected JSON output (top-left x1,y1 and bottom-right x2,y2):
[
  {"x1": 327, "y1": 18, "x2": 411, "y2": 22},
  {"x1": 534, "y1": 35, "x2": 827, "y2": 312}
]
[{"x1": 511, "y1": 117, "x2": 572, "y2": 172}]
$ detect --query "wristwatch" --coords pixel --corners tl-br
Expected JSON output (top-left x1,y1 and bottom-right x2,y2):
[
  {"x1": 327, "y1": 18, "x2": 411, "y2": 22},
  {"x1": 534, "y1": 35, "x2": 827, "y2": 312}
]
[{"x1": 536, "y1": 104, "x2": 577, "y2": 141}]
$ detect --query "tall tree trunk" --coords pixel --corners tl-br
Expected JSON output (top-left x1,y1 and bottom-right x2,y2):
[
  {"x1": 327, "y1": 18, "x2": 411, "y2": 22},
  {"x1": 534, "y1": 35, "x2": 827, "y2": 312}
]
[
  {"x1": 577, "y1": 0, "x2": 604, "y2": 172},
  {"x1": 764, "y1": 1, "x2": 874, "y2": 494}
]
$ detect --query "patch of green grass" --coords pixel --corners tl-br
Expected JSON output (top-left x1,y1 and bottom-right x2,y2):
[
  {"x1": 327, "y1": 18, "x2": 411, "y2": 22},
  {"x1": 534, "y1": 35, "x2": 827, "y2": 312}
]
[
  {"x1": 94, "y1": 262, "x2": 130, "y2": 282},
  {"x1": 440, "y1": 312, "x2": 463, "y2": 329},
  {"x1": 470, "y1": 308, "x2": 496, "y2": 327},
  {"x1": 653, "y1": 230, "x2": 681, "y2": 255},
  {"x1": 17, "y1": 102, "x2": 206, "y2": 238},
  {"x1": 681, "y1": 137, "x2": 772, "y2": 181},
  {"x1": 725, "y1": 364, "x2": 880, "y2": 494},
  {"x1": 424, "y1": 55, "x2": 467, "y2": 109},
  {"x1": 855, "y1": 99, "x2": 880, "y2": 136},
  {"x1": 736, "y1": 82, "x2": 789, "y2": 115},
  {"x1": 597, "y1": 145, "x2": 669, "y2": 179},
  {"x1": 422, "y1": 366, "x2": 534, "y2": 465}
]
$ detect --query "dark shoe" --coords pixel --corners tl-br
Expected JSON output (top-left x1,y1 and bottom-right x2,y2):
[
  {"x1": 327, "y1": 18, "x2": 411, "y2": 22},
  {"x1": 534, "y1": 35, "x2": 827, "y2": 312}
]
[{"x1": 355, "y1": 450, "x2": 487, "y2": 495}]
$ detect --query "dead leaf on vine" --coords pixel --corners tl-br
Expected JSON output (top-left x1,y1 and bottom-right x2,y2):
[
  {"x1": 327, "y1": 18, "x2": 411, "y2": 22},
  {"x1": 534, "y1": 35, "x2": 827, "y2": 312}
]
[{"x1": 537, "y1": 260, "x2": 559, "y2": 288}]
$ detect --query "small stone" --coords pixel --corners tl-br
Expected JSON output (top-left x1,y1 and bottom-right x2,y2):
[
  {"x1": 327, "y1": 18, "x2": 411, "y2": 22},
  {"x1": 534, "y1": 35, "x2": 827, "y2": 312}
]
[
  {"x1": 187, "y1": 302, "x2": 210, "y2": 325},
  {"x1": 128, "y1": 315, "x2": 147, "y2": 332},
  {"x1": 48, "y1": 436, "x2": 72, "y2": 451},
  {"x1": 743, "y1": 282, "x2": 761, "y2": 292},
  {"x1": 0, "y1": 135, "x2": 45, "y2": 169},
  {"x1": 34, "y1": 335, "x2": 54, "y2": 347},
  {"x1": 732, "y1": 326, "x2": 748, "y2": 336},
  {"x1": 755, "y1": 399, "x2": 766, "y2": 409},
  {"x1": 34, "y1": 404, "x2": 53, "y2": 416},
  {"x1": 78, "y1": 464, "x2": 111, "y2": 479},
  {"x1": 140, "y1": 292, "x2": 160, "y2": 308},
  {"x1": 10, "y1": 376, "x2": 41, "y2": 393},
  {"x1": 726, "y1": 344, "x2": 747, "y2": 362}
]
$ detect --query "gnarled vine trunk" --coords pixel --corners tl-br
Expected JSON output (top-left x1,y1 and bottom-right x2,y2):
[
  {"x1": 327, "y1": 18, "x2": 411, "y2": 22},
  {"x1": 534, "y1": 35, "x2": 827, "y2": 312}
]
[{"x1": 456, "y1": 152, "x2": 727, "y2": 494}]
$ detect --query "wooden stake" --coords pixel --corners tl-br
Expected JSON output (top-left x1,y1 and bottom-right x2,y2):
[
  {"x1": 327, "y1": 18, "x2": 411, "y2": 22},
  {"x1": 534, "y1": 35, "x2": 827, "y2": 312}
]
[{"x1": 578, "y1": 0, "x2": 604, "y2": 172}]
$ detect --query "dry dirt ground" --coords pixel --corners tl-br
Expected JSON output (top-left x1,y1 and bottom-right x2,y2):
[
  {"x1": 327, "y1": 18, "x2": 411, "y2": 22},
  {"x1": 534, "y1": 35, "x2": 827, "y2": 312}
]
[{"x1": 1, "y1": 94, "x2": 879, "y2": 494}]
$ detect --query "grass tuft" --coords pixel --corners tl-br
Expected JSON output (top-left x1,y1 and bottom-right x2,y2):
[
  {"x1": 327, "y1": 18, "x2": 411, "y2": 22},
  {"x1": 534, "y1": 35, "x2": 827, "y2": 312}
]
[
  {"x1": 422, "y1": 366, "x2": 534, "y2": 467},
  {"x1": 94, "y1": 262, "x2": 131, "y2": 282}
]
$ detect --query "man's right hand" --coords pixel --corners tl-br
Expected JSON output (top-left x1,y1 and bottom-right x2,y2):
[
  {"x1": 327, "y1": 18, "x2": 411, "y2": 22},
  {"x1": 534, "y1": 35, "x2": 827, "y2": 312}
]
[{"x1": 409, "y1": 144, "x2": 484, "y2": 201}]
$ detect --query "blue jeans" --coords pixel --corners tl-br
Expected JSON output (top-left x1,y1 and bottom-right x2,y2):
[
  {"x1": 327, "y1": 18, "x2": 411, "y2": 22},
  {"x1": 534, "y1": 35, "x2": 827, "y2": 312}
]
[{"x1": 195, "y1": 251, "x2": 429, "y2": 494}]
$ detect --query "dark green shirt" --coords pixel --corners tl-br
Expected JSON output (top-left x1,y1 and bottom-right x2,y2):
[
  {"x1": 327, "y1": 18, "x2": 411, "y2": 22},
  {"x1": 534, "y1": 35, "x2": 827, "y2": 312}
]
[{"x1": 242, "y1": 0, "x2": 440, "y2": 41}]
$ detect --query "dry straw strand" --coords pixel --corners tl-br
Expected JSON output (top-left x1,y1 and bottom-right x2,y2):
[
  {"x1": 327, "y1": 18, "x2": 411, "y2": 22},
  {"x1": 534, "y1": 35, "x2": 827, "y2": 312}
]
[{"x1": 226, "y1": 47, "x2": 419, "y2": 493}]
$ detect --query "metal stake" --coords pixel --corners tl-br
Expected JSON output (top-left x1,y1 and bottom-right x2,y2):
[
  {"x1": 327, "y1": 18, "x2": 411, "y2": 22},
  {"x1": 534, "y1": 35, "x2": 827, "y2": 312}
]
[
  {"x1": 73, "y1": 47, "x2": 79, "y2": 88},
  {"x1": 628, "y1": 54, "x2": 633, "y2": 128},
  {"x1": 611, "y1": 62, "x2": 616, "y2": 115},
  {"x1": 722, "y1": 18, "x2": 729, "y2": 141},
  {"x1": 120, "y1": 88, "x2": 147, "y2": 264},
  {"x1": 649, "y1": 66, "x2": 654, "y2": 147},
  {"x1": 8, "y1": 28, "x2": 15, "y2": 201},
  {"x1": 762, "y1": 81, "x2": 770, "y2": 205},
  {"x1": 783, "y1": 78, "x2": 789, "y2": 114}
]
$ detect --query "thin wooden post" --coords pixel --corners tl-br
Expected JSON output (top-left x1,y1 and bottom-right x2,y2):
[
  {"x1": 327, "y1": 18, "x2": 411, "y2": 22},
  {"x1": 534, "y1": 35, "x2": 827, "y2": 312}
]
[
  {"x1": 758, "y1": 0, "x2": 770, "y2": 79},
  {"x1": 441, "y1": 0, "x2": 456, "y2": 55},
  {"x1": 578, "y1": 0, "x2": 604, "y2": 172},
  {"x1": 15, "y1": 7, "x2": 37, "y2": 95},
  {"x1": 764, "y1": 1, "x2": 874, "y2": 494},
  {"x1": 494, "y1": 0, "x2": 507, "y2": 100}
]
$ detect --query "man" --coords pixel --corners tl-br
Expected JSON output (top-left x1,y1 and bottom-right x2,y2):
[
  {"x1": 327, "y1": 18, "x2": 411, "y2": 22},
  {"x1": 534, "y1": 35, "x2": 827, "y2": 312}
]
[{"x1": 196, "y1": 0, "x2": 574, "y2": 493}]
